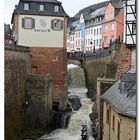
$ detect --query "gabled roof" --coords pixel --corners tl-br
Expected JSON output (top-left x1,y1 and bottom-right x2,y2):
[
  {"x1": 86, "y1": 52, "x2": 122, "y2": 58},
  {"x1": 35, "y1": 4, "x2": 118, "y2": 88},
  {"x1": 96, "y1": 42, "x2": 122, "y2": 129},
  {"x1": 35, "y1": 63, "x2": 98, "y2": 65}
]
[
  {"x1": 111, "y1": 2, "x2": 124, "y2": 17},
  {"x1": 74, "y1": 1, "x2": 109, "y2": 19},
  {"x1": 11, "y1": 0, "x2": 68, "y2": 23},
  {"x1": 101, "y1": 69, "x2": 136, "y2": 118},
  {"x1": 87, "y1": 7, "x2": 106, "y2": 20},
  {"x1": 20, "y1": 0, "x2": 61, "y2": 4}
]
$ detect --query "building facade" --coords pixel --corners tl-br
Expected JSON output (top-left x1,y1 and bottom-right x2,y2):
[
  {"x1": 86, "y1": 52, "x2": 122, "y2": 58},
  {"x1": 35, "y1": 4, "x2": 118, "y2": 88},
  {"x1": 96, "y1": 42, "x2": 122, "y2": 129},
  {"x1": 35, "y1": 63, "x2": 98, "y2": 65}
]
[
  {"x1": 11, "y1": 0, "x2": 68, "y2": 110},
  {"x1": 4, "y1": 24, "x2": 13, "y2": 45},
  {"x1": 85, "y1": 7, "x2": 106, "y2": 52},
  {"x1": 101, "y1": 71, "x2": 136, "y2": 140},
  {"x1": 102, "y1": 2, "x2": 124, "y2": 49}
]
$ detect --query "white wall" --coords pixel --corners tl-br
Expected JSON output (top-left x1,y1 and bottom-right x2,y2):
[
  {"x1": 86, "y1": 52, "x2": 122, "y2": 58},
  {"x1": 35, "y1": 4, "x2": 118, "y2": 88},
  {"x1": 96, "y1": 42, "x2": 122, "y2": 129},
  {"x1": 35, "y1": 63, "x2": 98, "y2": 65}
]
[
  {"x1": 124, "y1": 0, "x2": 136, "y2": 45},
  {"x1": 18, "y1": 15, "x2": 64, "y2": 47},
  {"x1": 85, "y1": 24, "x2": 102, "y2": 52}
]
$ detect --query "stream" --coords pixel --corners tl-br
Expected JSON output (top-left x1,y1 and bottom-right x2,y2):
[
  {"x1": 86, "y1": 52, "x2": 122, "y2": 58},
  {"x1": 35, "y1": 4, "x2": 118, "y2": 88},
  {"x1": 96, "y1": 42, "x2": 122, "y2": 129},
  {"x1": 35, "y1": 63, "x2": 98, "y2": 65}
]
[{"x1": 37, "y1": 64, "x2": 94, "y2": 140}]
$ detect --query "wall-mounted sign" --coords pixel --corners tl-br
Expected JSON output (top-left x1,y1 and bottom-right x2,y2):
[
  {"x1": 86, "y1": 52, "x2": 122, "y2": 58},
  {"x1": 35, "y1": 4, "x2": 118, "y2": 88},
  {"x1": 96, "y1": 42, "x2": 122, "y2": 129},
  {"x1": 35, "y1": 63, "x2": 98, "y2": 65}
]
[{"x1": 39, "y1": 19, "x2": 46, "y2": 27}]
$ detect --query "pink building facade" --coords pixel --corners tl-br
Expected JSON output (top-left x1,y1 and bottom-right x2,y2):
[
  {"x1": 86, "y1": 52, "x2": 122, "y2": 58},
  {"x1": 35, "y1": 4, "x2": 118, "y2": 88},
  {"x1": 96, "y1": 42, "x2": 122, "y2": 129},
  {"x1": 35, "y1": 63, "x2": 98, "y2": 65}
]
[{"x1": 102, "y1": 2, "x2": 124, "y2": 49}]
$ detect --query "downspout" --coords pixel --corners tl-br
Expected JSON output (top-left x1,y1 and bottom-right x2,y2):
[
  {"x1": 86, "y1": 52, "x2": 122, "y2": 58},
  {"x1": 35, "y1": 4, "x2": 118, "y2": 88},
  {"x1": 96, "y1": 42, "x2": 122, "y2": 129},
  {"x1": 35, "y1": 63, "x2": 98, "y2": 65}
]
[{"x1": 108, "y1": 106, "x2": 111, "y2": 140}]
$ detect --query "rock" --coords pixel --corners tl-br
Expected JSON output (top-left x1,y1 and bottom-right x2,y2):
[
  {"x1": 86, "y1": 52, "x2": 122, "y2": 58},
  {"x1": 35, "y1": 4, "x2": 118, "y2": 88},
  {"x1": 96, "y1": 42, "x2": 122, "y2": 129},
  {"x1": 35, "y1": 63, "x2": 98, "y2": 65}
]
[{"x1": 68, "y1": 95, "x2": 81, "y2": 111}]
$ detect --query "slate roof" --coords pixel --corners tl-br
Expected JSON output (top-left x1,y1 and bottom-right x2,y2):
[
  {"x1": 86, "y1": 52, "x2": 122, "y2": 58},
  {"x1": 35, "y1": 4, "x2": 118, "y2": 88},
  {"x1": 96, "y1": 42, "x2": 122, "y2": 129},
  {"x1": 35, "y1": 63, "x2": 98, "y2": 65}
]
[
  {"x1": 74, "y1": 1, "x2": 109, "y2": 19},
  {"x1": 111, "y1": 2, "x2": 124, "y2": 17},
  {"x1": 20, "y1": 0, "x2": 61, "y2": 3},
  {"x1": 87, "y1": 7, "x2": 106, "y2": 20},
  {"x1": 101, "y1": 69, "x2": 136, "y2": 118},
  {"x1": 12, "y1": 0, "x2": 68, "y2": 23}
]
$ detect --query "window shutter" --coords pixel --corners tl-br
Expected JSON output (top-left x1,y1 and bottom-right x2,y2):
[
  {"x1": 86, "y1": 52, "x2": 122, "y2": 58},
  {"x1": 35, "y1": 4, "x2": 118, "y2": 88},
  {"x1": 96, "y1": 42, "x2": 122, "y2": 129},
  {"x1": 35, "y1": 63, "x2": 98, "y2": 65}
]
[
  {"x1": 61, "y1": 21, "x2": 63, "y2": 30},
  {"x1": 32, "y1": 18, "x2": 35, "y2": 28},
  {"x1": 51, "y1": 20, "x2": 54, "y2": 29},
  {"x1": 22, "y1": 18, "x2": 25, "y2": 28}
]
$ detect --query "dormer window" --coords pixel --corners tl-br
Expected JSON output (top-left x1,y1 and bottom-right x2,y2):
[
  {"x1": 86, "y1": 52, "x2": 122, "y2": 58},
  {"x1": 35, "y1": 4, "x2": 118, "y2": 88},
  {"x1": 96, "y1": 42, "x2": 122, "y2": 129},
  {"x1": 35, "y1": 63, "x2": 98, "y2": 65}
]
[
  {"x1": 54, "y1": 6, "x2": 59, "y2": 12},
  {"x1": 39, "y1": 4, "x2": 44, "y2": 11},
  {"x1": 23, "y1": 3, "x2": 29, "y2": 10}
]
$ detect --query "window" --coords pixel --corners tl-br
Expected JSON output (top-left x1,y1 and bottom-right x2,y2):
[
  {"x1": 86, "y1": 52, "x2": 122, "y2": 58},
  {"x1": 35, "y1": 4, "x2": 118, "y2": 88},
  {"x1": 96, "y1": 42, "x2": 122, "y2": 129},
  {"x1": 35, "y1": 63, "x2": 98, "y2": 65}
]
[
  {"x1": 54, "y1": 6, "x2": 59, "y2": 12},
  {"x1": 51, "y1": 19, "x2": 63, "y2": 30},
  {"x1": 100, "y1": 28, "x2": 102, "y2": 34},
  {"x1": 111, "y1": 35, "x2": 114, "y2": 42},
  {"x1": 94, "y1": 40, "x2": 96, "y2": 46},
  {"x1": 94, "y1": 29, "x2": 96, "y2": 35},
  {"x1": 90, "y1": 38, "x2": 92, "y2": 44},
  {"x1": 112, "y1": 115, "x2": 115, "y2": 131},
  {"x1": 104, "y1": 36, "x2": 108, "y2": 43},
  {"x1": 91, "y1": 29, "x2": 92, "y2": 34},
  {"x1": 110, "y1": 12, "x2": 113, "y2": 19},
  {"x1": 78, "y1": 41, "x2": 80, "y2": 47},
  {"x1": 106, "y1": 108, "x2": 110, "y2": 123},
  {"x1": 86, "y1": 39, "x2": 87, "y2": 45},
  {"x1": 51, "y1": 55, "x2": 58, "y2": 61},
  {"x1": 97, "y1": 39, "x2": 98, "y2": 46},
  {"x1": 104, "y1": 24, "x2": 108, "y2": 32},
  {"x1": 22, "y1": 18, "x2": 34, "y2": 29},
  {"x1": 100, "y1": 17, "x2": 102, "y2": 21},
  {"x1": 105, "y1": 15, "x2": 108, "y2": 21},
  {"x1": 96, "y1": 18, "x2": 98, "y2": 23},
  {"x1": 97, "y1": 29, "x2": 98, "y2": 35},
  {"x1": 88, "y1": 39, "x2": 90, "y2": 45},
  {"x1": 111, "y1": 23, "x2": 115, "y2": 31},
  {"x1": 23, "y1": 3, "x2": 29, "y2": 10},
  {"x1": 39, "y1": 4, "x2": 44, "y2": 11},
  {"x1": 99, "y1": 39, "x2": 102, "y2": 46},
  {"x1": 117, "y1": 121, "x2": 120, "y2": 140}
]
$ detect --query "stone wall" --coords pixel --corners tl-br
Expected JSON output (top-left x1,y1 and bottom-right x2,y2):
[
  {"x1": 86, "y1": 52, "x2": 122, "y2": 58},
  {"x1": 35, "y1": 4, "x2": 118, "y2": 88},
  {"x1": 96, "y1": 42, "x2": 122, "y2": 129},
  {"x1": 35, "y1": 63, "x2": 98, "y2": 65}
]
[
  {"x1": 83, "y1": 61, "x2": 117, "y2": 98},
  {"x1": 30, "y1": 47, "x2": 68, "y2": 111},
  {"x1": 5, "y1": 45, "x2": 30, "y2": 140},
  {"x1": 115, "y1": 43, "x2": 132, "y2": 80},
  {"x1": 24, "y1": 74, "x2": 53, "y2": 137}
]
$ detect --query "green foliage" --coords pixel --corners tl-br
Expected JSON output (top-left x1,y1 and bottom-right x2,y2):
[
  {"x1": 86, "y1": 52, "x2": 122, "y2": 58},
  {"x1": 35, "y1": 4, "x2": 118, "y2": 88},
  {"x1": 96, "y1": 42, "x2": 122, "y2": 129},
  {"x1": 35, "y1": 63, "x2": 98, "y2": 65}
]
[{"x1": 106, "y1": 62, "x2": 118, "y2": 78}]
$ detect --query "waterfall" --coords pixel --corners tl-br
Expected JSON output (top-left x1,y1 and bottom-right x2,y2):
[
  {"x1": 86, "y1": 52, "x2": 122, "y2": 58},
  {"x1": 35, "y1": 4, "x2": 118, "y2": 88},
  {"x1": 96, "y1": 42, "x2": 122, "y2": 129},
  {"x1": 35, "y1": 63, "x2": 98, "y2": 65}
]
[{"x1": 37, "y1": 64, "x2": 94, "y2": 140}]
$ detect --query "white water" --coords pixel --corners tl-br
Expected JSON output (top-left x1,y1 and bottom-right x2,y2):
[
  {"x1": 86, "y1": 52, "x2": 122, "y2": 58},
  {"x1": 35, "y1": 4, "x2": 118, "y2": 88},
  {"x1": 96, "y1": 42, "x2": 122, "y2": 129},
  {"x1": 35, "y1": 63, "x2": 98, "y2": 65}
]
[{"x1": 37, "y1": 64, "x2": 94, "y2": 140}]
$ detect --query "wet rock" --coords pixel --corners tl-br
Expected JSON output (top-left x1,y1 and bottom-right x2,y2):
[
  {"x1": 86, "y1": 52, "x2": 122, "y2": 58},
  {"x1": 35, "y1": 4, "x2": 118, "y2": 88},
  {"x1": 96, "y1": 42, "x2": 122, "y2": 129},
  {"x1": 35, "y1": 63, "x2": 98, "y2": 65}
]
[
  {"x1": 65, "y1": 102, "x2": 73, "y2": 112},
  {"x1": 68, "y1": 95, "x2": 81, "y2": 111}
]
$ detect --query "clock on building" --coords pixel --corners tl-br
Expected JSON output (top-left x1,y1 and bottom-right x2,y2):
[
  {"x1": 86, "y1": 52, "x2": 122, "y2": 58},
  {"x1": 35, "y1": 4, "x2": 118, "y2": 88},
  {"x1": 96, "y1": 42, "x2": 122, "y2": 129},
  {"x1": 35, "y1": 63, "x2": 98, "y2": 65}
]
[{"x1": 51, "y1": 19, "x2": 63, "y2": 30}]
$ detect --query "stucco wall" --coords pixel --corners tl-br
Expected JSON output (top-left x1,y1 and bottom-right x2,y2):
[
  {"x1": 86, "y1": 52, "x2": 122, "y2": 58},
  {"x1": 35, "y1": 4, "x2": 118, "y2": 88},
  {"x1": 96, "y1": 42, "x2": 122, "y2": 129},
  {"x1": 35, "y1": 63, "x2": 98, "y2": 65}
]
[
  {"x1": 18, "y1": 15, "x2": 64, "y2": 47},
  {"x1": 103, "y1": 101, "x2": 136, "y2": 140}
]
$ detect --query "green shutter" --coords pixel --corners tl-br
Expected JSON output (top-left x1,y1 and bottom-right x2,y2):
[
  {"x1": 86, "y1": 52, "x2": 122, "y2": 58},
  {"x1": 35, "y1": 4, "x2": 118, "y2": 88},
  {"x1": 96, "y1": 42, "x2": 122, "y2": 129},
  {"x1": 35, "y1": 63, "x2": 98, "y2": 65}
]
[
  {"x1": 22, "y1": 18, "x2": 24, "y2": 28},
  {"x1": 51, "y1": 20, "x2": 54, "y2": 29},
  {"x1": 61, "y1": 21, "x2": 63, "y2": 30},
  {"x1": 32, "y1": 18, "x2": 35, "y2": 28}
]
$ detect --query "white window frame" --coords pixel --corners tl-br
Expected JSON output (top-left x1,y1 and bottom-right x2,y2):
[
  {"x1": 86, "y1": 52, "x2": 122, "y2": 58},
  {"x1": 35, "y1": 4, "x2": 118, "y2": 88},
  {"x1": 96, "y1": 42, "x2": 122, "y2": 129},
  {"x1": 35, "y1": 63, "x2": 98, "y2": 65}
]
[
  {"x1": 23, "y1": 18, "x2": 33, "y2": 29},
  {"x1": 94, "y1": 29, "x2": 96, "y2": 35},
  {"x1": 111, "y1": 35, "x2": 114, "y2": 42},
  {"x1": 39, "y1": 4, "x2": 44, "y2": 11},
  {"x1": 104, "y1": 36, "x2": 108, "y2": 43},
  {"x1": 97, "y1": 29, "x2": 98, "y2": 35},
  {"x1": 104, "y1": 24, "x2": 108, "y2": 32},
  {"x1": 24, "y1": 3, "x2": 29, "y2": 10},
  {"x1": 54, "y1": 6, "x2": 59, "y2": 12},
  {"x1": 111, "y1": 23, "x2": 115, "y2": 31}
]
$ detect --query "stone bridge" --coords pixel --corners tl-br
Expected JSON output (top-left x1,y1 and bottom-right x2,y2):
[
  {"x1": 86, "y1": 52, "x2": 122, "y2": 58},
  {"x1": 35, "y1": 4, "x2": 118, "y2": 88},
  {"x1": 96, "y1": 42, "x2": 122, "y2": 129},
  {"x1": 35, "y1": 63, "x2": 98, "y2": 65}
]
[{"x1": 68, "y1": 42, "x2": 121, "y2": 64}]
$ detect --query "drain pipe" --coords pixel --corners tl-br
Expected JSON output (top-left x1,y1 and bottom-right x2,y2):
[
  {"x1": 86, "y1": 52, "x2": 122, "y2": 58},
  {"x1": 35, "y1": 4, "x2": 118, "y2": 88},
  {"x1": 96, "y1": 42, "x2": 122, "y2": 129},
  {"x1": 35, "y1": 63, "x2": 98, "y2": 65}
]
[{"x1": 108, "y1": 106, "x2": 111, "y2": 140}]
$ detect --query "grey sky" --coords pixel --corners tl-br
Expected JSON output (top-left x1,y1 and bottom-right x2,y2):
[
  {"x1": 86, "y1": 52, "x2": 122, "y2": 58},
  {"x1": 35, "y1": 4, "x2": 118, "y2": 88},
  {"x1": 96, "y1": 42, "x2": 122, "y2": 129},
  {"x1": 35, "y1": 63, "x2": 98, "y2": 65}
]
[{"x1": 4, "y1": 0, "x2": 108, "y2": 24}]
